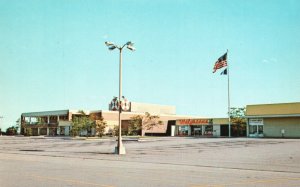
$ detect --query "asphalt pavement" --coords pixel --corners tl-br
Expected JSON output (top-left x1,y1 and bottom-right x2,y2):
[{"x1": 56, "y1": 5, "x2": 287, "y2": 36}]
[{"x1": 0, "y1": 136, "x2": 299, "y2": 186}]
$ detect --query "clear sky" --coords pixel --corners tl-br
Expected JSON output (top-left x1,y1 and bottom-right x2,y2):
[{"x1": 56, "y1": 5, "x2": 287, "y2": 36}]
[{"x1": 1, "y1": 0, "x2": 300, "y2": 130}]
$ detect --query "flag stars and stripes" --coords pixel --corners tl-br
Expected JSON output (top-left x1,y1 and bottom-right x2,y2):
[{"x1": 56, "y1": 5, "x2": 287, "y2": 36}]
[{"x1": 213, "y1": 52, "x2": 227, "y2": 73}]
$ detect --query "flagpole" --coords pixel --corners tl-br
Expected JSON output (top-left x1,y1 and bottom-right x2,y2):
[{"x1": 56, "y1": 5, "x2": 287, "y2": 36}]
[{"x1": 227, "y1": 49, "x2": 231, "y2": 137}]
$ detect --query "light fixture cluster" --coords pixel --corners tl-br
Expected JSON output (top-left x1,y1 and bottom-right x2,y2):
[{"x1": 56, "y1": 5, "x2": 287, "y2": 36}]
[{"x1": 105, "y1": 41, "x2": 135, "y2": 51}]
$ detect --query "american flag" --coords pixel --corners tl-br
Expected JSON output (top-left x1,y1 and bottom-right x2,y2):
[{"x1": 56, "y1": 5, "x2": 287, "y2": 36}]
[{"x1": 213, "y1": 52, "x2": 227, "y2": 73}]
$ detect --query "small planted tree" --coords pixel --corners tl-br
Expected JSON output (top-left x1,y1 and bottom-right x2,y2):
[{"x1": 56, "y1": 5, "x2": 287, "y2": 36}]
[
  {"x1": 112, "y1": 125, "x2": 128, "y2": 136},
  {"x1": 143, "y1": 112, "x2": 163, "y2": 133},
  {"x1": 25, "y1": 128, "x2": 32, "y2": 136},
  {"x1": 6, "y1": 126, "x2": 18, "y2": 135},
  {"x1": 230, "y1": 107, "x2": 246, "y2": 136},
  {"x1": 128, "y1": 115, "x2": 143, "y2": 135},
  {"x1": 113, "y1": 125, "x2": 119, "y2": 137},
  {"x1": 94, "y1": 117, "x2": 107, "y2": 137},
  {"x1": 70, "y1": 111, "x2": 94, "y2": 137},
  {"x1": 70, "y1": 116, "x2": 81, "y2": 136},
  {"x1": 128, "y1": 112, "x2": 163, "y2": 136},
  {"x1": 85, "y1": 118, "x2": 95, "y2": 137}
]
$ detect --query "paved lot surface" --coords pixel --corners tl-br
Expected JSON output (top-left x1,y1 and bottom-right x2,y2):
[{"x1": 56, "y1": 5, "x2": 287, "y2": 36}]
[{"x1": 0, "y1": 136, "x2": 299, "y2": 187}]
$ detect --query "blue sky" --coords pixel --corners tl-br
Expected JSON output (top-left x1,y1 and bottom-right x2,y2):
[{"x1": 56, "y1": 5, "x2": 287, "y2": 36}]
[{"x1": 0, "y1": 0, "x2": 300, "y2": 130}]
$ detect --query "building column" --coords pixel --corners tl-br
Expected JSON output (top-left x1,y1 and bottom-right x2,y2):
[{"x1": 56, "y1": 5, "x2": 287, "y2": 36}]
[
  {"x1": 47, "y1": 116, "x2": 50, "y2": 124},
  {"x1": 65, "y1": 126, "x2": 70, "y2": 136},
  {"x1": 188, "y1": 126, "x2": 191, "y2": 136},
  {"x1": 246, "y1": 119, "x2": 249, "y2": 137},
  {"x1": 202, "y1": 125, "x2": 205, "y2": 135},
  {"x1": 171, "y1": 126, "x2": 176, "y2": 136},
  {"x1": 47, "y1": 128, "x2": 50, "y2": 136},
  {"x1": 57, "y1": 127, "x2": 60, "y2": 135},
  {"x1": 37, "y1": 128, "x2": 40, "y2": 135}
]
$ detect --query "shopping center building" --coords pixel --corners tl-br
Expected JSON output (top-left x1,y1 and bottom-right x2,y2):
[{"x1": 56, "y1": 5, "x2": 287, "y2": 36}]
[
  {"x1": 21, "y1": 101, "x2": 232, "y2": 137},
  {"x1": 246, "y1": 102, "x2": 300, "y2": 138},
  {"x1": 20, "y1": 102, "x2": 202, "y2": 136},
  {"x1": 21, "y1": 100, "x2": 300, "y2": 138}
]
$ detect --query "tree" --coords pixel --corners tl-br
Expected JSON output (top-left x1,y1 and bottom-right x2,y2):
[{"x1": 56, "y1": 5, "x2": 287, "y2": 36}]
[
  {"x1": 70, "y1": 116, "x2": 82, "y2": 136},
  {"x1": 70, "y1": 111, "x2": 94, "y2": 137},
  {"x1": 6, "y1": 126, "x2": 18, "y2": 135},
  {"x1": 230, "y1": 107, "x2": 246, "y2": 136},
  {"x1": 112, "y1": 125, "x2": 119, "y2": 137},
  {"x1": 142, "y1": 112, "x2": 163, "y2": 131},
  {"x1": 24, "y1": 128, "x2": 32, "y2": 136},
  {"x1": 84, "y1": 117, "x2": 95, "y2": 137},
  {"x1": 128, "y1": 115, "x2": 143, "y2": 135},
  {"x1": 128, "y1": 112, "x2": 163, "y2": 136},
  {"x1": 112, "y1": 125, "x2": 128, "y2": 136},
  {"x1": 94, "y1": 117, "x2": 107, "y2": 137}
]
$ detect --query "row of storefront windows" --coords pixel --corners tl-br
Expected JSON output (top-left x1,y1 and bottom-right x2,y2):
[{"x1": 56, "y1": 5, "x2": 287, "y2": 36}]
[
  {"x1": 177, "y1": 124, "x2": 248, "y2": 137},
  {"x1": 177, "y1": 125, "x2": 213, "y2": 136},
  {"x1": 24, "y1": 127, "x2": 70, "y2": 136}
]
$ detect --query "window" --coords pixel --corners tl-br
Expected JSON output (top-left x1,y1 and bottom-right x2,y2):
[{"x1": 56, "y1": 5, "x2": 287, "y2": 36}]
[
  {"x1": 249, "y1": 125, "x2": 257, "y2": 134},
  {"x1": 258, "y1": 126, "x2": 263, "y2": 134},
  {"x1": 178, "y1": 126, "x2": 189, "y2": 136},
  {"x1": 249, "y1": 125, "x2": 263, "y2": 135},
  {"x1": 204, "y1": 125, "x2": 213, "y2": 135}
]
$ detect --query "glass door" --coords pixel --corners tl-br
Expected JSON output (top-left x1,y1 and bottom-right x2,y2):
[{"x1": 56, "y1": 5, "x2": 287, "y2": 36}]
[
  {"x1": 178, "y1": 126, "x2": 189, "y2": 136},
  {"x1": 192, "y1": 125, "x2": 202, "y2": 136}
]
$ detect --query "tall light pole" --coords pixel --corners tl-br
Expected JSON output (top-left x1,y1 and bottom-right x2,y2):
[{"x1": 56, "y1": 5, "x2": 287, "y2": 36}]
[{"x1": 105, "y1": 41, "x2": 135, "y2": 155}]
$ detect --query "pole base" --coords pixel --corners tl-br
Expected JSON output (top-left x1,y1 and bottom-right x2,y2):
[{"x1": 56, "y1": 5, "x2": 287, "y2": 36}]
[{"x1": 115, "y1": 145, "x2": 126, "y2": 155}]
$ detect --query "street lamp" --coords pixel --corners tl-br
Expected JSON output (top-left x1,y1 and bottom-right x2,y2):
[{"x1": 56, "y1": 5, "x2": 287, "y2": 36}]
[{"x1": 105, "y1": 41, "x2": 135, "y2": 155}]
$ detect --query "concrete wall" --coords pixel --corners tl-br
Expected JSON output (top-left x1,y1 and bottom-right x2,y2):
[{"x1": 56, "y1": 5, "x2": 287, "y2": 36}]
[
  {"x1": 105, "y1": 120, "x2": 118, "y2": 134},
  {"x1": 264, "y1": 117, "x2": 300, "y2": 138},
  {"x1": 213, "y1": 125, "x2": 220, "y2": 137},
  {"x1": 130, "y1": 102, "x2": 176, "y2": 115},
  {"x1": 213, "y1": 118, "x2": 228, "y2": 125}
]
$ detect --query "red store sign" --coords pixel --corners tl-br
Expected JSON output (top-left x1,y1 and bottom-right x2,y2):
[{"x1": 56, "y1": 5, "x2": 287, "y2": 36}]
[{"x1": 177, "y1": 119, "x2": 210, "y2": 125}]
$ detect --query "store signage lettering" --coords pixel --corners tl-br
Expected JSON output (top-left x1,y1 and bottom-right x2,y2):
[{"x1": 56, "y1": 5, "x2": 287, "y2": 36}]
[
  {"x1": 178, "y1": 119, "x2": 209, "y2": 125},
  {"x1": 249, "y1": 118, "x2": 264, "y2": 126}
]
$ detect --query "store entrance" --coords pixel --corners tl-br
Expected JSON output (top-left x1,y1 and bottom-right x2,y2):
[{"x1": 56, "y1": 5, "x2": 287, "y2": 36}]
[
  {"x1": 191, "y1": 125, "x2": 202, "y2": 136},
  {"x1": 220, "y1": 125, "x2": 229, "y2": 136},
  {"x1": 249, "y1": 125, "x2": 264, "y2": 137},
  {"x1": 60, "y1": 127, "x2": 65, "y2": 135},
  {"x1": 178, "y1": 126, "x2": 189, "y2": 136}
]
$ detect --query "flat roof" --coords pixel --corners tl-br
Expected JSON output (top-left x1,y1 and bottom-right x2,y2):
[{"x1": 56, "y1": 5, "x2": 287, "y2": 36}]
[
  {"x1": 22, "y1": 110, "x2": 69, "y2": 117},
  {"x1": 100, "y1": 110, "x2": 204, "y2": 120},
  {"x1": 246, "y1": 102, "x2": 300, "y2": 116},
  {"x1": 246, "y1": 114, "x2": 300, "y2": 118}
]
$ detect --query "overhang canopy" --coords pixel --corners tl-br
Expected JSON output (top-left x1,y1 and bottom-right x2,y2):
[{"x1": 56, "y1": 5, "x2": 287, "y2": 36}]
[{"x1": 22, "y1": 110, "x2": 69, "y2": 117}]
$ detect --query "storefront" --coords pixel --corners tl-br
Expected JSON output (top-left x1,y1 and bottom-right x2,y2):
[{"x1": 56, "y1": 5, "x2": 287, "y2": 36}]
[
  {"x1": 248, "y1": 118, "x2": 264, "y2": 137},
  {"x1": 175, "y1": 119, "x2": 213, "y2": 136},
  {"x1": 246, "y1": 102, "x2": 300, "y2": 138}
]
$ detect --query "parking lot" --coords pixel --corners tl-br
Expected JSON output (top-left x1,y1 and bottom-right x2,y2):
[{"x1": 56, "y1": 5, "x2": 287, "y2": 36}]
[{"x1": 0, "y1": 136, "x2": 299, "y2": 186}]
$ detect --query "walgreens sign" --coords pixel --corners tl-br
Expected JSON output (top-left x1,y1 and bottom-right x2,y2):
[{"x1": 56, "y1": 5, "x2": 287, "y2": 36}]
[{"x1": 177, "y1": 119, "x2": 211, "y2": 125}]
